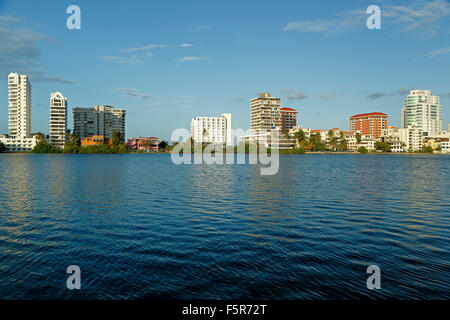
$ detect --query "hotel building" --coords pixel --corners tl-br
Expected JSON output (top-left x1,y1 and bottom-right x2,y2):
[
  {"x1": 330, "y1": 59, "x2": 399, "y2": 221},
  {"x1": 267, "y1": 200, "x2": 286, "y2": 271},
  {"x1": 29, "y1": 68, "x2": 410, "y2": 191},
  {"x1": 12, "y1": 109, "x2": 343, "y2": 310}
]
[
  {"x1": 0, "y1": 73, "x2": 38, "y2": 152},
  {"x1": 190, "y1": 113, "x2": 232, "y2": 145},
  {"x1": 280, "y1": 107, "x2": 298, "y2": 133},
  {"x1": 401, "y1": 90, "x2": 442, "y2": 136},
  {"x1": 49, "y1": 92, "x2": 68, "y2": 149},
  {"x1": 350, "y1": 112, "x2": 388, "y2": 139},
  {"x1": 73, "y1": 105, "x2": 126, "y2": 139}
]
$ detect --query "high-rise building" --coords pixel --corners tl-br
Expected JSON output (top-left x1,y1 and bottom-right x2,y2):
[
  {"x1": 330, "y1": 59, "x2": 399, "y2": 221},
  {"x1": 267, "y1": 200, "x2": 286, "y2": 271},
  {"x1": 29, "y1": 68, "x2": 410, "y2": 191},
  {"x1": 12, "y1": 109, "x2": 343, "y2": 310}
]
[
  {"x1": 349, "y1": 112, "x2": 388, "y2": 139},
  {"x1": 8, "y1": 72, "x2": 31, "y2": 138},
  {"x1": 0, "y1": 73, "x2": 38, "y2": 152},
  {"x1": 49, "y1": 92, "x2": 68, "y2": 149},
  {"x1": 250, "y1": 93, "x2": 281, "y2": 135},
  {"x1": 73, "y1": 105, "x2": 126, "y2": 139},
  {"x1": 190, "y1": 113, "x2": 232, "y2": 145},
  {"x1": 401, "y1": 90, "x2": 442, "y2": 136},
  {"x1": 280, "y1": 107, "x2": 298, "y2": 133}
]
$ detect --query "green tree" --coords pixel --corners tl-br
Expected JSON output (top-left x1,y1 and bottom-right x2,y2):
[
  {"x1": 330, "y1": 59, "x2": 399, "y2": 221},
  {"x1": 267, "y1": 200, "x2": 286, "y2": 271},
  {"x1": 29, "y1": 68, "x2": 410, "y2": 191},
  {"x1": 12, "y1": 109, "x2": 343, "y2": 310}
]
[
  {"x1": 112, "y1": 129, "x2": 125, "y2": 147},
  {"x1": 358, "y1": 146, "x2": 368, "y2": 154},
  {"x1": 422, "y1": 146, "x2": 433, "y2": 154},
  {"x1": 375, "y1": 141, "x2": 391, "y2": 152},
  {"x1": 0, "y1": 141, "x2": 5, "y2": 152},
  {"x1": 32, "y1": 141, "x2": 60, "y2": 153},
  {"x1": 141, "y1": 139, "x2": 151, "y2": 151},
  {"x1": 158, "y1": 140, "x2": 168, "y2": 150},
  {"x1": 293, "y1": 130, "x2": 307, "y2": 149},
  {"x1": 355, "y1": 132, "x2": 362, "y2": 143},
  {"x1": 35, "y1": 132, "x2": 45, "y2": 142},
  {"x1": 63, "y1": 133, "x2": 80, "y2": 154}
]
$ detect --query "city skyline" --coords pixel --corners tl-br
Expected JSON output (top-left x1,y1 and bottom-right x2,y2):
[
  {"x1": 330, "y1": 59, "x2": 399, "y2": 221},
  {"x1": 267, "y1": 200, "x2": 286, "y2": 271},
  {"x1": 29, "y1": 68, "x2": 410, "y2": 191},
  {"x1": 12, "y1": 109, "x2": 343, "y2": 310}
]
[{"x1": 0, "y1": 0, "x2": 450, "y2": 140}]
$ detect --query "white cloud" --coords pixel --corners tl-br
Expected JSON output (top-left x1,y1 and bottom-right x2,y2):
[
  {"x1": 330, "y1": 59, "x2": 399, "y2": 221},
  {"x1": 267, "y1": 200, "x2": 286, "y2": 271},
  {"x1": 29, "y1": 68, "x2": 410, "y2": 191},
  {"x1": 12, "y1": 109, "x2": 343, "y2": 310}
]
[
  {"x1": 0, "y1": 16, "x2": 75, "y2": 83},
  {"x1": 123, "y1": 43, "x2": 194, "y2": 53},
  {"x1": 426, "y1": 46, "x2": 450, "y2": 58},
  {"x1": 109, "y1": 88, "x2": 153, "y2": 99},
  {"x1": 283, "y1": 9, "x2": 365, "y2": 34},
  {"x1": 283, "y1": 0, "x2": 450, "y2": 37},
  {"x1": 383, "y1": 0, "x2": 450, "y2": 36},
  {"x1": 99, "y1": 55, "x2": 143, "y2": 64},
  {"x1": 178, "y1": 56, "x2": 203, "y2": 62}
]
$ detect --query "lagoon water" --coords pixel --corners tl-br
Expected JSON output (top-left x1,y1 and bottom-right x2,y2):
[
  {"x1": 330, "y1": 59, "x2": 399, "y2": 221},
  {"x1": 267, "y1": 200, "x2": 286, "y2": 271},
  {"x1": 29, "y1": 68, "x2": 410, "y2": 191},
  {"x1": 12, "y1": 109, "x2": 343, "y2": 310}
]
[{"x1": 0, "y1": 153, "x2": 449, "y2": 299}]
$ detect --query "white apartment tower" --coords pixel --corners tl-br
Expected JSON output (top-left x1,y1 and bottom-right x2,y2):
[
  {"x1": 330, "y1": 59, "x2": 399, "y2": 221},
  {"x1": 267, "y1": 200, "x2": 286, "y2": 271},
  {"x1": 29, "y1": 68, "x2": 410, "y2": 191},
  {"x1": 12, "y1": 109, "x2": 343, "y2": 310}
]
[
  {"x1": 190, "y1": 113, "x2": 232, "y2": 145},
  {"x1": 401, "y1": 90, "x2": 442, "y2": 136},
  {"x1": 0, "y1": 73, "x2": 38, "y2": 152},
  {"x1": 250, "y1": 92, "x2": 281, "y2": 135},
  {"x1": 8, "y1": 72, "x2": 31, "y2": 138},
  {"x1": 49, "y1": 92, "x2": 68, "y2": 149},
  {"x1": 73, "y1": 105, "x2": 126, "y2": 139}
]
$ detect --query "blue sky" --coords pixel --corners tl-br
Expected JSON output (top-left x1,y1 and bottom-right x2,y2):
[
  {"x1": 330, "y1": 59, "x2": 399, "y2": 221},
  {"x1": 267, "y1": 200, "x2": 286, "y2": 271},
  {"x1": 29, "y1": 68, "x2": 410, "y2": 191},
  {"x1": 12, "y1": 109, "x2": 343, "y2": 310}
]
[{"x1": 0, "y1": 0, "x2": 449, "y2": 140}]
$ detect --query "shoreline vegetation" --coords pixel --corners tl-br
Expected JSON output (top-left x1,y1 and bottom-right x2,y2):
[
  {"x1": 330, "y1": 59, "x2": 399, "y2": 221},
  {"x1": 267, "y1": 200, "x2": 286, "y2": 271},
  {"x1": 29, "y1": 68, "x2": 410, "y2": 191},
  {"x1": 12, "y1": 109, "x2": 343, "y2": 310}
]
[{"x1": 0, "y1": 131, "x2": 442, "y2": 155}]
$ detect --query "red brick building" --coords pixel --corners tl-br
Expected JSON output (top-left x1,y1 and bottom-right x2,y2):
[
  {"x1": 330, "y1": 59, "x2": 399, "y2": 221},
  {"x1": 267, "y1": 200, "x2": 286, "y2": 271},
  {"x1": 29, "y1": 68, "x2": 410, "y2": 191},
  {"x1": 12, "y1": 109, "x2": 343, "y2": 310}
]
[
  {"x1": 350, "y1": 112, "x2": 387, "y2": 139},
  {"x1": 280, "y1": 107, "x2": 298, "y2": 133}
]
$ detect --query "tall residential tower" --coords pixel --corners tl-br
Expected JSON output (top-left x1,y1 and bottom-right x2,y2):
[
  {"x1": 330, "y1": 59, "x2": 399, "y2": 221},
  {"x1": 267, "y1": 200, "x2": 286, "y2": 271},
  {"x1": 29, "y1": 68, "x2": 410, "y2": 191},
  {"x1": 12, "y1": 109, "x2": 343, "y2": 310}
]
[
  {"x1": 250, "y1": 93, "x2": 281, "y2": 135},
  {"x1": 73, "y1": 105, "x2": 126, "y2": 139},
  {"x1": 8, "y1": 72, "x2": 31, "y2": 138},
  {"x1": 401, "y1": 90, "x2": 442, "y2": 136},
  {"x1": 49, "y1": 92, "x2": 68, "y2": 149},
  {"x1": 0, "y1": 73, "x2": 38, "y2": 151}
]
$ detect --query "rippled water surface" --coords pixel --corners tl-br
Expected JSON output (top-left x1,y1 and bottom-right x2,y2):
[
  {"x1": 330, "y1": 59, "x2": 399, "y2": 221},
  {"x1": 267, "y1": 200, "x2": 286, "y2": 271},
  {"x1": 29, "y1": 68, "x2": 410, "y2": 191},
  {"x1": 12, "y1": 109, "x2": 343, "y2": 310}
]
[{"x1": 0, "y1": 153, "x2": 449, "y2": 299}]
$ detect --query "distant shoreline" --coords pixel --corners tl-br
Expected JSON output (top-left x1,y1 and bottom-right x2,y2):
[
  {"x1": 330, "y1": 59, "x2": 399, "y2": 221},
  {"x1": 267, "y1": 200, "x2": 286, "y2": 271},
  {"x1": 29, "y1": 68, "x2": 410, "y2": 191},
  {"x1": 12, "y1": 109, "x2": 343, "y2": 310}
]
[{"x1": 1, "y1": 151, "x2": 448, "y2": 155}]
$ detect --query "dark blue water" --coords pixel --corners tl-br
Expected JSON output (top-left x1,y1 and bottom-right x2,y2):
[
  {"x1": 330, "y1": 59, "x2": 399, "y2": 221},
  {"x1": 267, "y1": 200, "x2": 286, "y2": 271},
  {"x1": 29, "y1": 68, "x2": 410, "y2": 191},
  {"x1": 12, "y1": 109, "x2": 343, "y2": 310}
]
[{"x1": 0, "y1": 153, "x2": 449, "y2": 299}]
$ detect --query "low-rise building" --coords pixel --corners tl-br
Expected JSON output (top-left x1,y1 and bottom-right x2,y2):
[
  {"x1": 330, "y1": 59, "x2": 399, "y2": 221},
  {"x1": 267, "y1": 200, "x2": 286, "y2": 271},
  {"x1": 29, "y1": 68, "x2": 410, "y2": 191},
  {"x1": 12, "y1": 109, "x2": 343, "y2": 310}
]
[
  {"x1": 0, "y1": 134, "x2": 39, "y2": 152},
  {"x1": 356, "y1": 139, "x2": 376, "y2": 152},
  {"x1": 441, "y1": 141, "x2": 450, "y2": 153},
  {"x1": 127, "y1": 137, "x2": 159, "y2": 152},
  {"x1": 80, "y1": 135, "x2": 111, "y2": 146}
]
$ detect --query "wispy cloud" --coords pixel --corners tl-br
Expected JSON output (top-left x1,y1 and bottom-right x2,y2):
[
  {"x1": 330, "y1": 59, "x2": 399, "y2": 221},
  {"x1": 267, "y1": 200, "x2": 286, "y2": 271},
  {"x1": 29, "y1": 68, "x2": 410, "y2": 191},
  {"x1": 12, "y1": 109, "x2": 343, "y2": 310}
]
[
  {"x1": 123, "y1": 43, "x2": 194, "y2": 53},
  {"x1": 0, "y1": 15, "x2": 75, "y2": 83},
  {"x1": 99, "y1": 55, "x2": 143, "y2": 64},
  {"x1": 283, "y1": 0, "x2": 450, "y2": 37},
  {"x1": 366, "y1": 88, "x2": 414, "y2": 100},
  {"x1": 282, "y1": 89, "x2": 308, "y2": 100},
  {"x1": 426, "y1": 46, "x2": 450, "y2": 58},
  {"x1": 383, "y1": 0, "x2": 450, "y2": 36},
  {"x1": 109, "y1": 88, "x2": 153, "y2": 99},
  {"x1": 283, "y1": 9, "x2": 365, "y2": 34},
  {"x1": 188, "y1": 24, "x2": 215, "y2": 32},
  {"x1": 177, "y1": 56, "x2": 205, "y2": 63},
  {"x1": 236, "y1": 32, "x2": 254, "y2": 44}
]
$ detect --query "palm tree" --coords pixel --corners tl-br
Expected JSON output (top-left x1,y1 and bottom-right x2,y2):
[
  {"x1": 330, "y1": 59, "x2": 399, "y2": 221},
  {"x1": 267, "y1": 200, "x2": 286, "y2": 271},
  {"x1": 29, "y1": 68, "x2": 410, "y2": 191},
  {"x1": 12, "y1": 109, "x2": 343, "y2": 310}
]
[
  {"x1": 141, "y1": 139, "x2": 151, "y2": 151},
  {"x1": 35, "y1": 132, "x2": 45, "y2": 142},
  {"x1": 355, "y1": 132, "x2": 362, "y2": 143}
]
